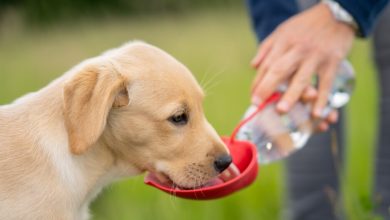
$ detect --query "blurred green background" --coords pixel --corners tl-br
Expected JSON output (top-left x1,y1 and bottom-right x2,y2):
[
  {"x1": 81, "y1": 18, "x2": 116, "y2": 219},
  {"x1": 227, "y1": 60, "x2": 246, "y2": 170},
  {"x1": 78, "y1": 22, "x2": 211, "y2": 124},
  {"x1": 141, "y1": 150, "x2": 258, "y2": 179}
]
[{"x1": 0, "y1": 1, "x2": 379, "y2": 219}]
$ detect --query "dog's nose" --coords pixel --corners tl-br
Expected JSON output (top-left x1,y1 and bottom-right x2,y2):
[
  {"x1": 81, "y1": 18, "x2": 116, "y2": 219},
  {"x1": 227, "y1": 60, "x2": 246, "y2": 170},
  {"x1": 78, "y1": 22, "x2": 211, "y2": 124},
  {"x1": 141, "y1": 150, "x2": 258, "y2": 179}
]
[{"x1": 213, "y1": 155, "x2": 232, "y2": 173}]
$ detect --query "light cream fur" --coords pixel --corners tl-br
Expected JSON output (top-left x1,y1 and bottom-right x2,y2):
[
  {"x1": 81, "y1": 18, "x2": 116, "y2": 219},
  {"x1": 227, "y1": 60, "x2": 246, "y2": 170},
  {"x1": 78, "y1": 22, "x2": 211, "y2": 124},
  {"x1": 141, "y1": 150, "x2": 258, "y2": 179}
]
[{"x1": 0, "y1": 42, "x2": 229, "y2": 220}]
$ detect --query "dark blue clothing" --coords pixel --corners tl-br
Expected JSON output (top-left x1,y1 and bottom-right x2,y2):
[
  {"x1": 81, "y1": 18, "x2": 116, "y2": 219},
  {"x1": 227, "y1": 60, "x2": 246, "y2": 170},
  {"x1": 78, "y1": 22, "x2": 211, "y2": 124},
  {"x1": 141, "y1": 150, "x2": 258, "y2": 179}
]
[
  {"x1": 246, "y1": 0, "x2": 298, "y2": 41},
  {"x1": 247, "y1": 0, "x2": 390, "y2": 40},
  {"x1": 338, "y1": 0, "x2": 389, "y2": 36}
]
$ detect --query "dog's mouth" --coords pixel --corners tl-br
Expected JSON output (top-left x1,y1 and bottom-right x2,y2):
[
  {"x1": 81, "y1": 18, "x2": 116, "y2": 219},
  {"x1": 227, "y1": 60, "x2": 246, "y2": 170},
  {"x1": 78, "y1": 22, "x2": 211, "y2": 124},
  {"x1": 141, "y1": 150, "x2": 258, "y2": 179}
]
[
  {"x1": 149, "y1": 171, "x2": 203, "y2": 190},
  {"x1": 147, "y1": 164, "x2": 240, "y2": 190}
]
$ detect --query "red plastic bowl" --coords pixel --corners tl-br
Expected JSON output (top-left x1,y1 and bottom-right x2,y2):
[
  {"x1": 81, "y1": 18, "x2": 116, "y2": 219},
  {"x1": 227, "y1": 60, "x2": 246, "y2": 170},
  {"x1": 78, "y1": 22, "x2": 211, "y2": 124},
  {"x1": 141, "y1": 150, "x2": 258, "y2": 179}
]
[{"x1": 144, "y1": 137, "x2": 259, "y2": 200}]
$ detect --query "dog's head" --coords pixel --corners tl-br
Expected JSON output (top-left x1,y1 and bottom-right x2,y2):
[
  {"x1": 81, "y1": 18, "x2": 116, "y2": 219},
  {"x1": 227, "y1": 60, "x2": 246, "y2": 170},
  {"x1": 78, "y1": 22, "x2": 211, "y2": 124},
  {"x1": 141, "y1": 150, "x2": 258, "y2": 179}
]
[{"x1": 62, "y1": 42, "x2": 231, "y2": 189}]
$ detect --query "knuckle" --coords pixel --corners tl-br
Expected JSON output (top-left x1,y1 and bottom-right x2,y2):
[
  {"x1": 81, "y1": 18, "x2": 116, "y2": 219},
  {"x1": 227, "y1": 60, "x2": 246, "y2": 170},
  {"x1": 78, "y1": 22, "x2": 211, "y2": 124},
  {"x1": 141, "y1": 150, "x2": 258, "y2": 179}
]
[
  {"x1": 294, "y1": 44, "x2": 309, "y2": 54},
  {"x1": 287, "y1": 86, "x2": 304, "y2": 99},
  {"x1": 308, "y1": 44, "x2": 334, "y2": 59},
  {"x1": 316, "y1": 46, "x2": 330, "y2": 56},
  {"x1": 286, "y1": 93, "x2": 299, "y2": 103},
  {"x1": 286, "y1": 35, "x2": 299, "y2": 45},
  {"x1": 295, "y1": 76, "x2": 310, "y2": 87},
  {"x1": 269, "y1": 65, "x2": 288, "y2": 76},
  {"x1": 263, "y1": 74, "x2": 279, "y2": 86},
  {"x1": 256, "y1": 90, "x2": 269, "y2": 100},
  {"x1": 320, "y1": 77, "x2": 333, "y2": 88},
  {"x1": 299, "y1": 42, "x2": 317, "y2": 54},
  {"x1": 332, "y1": 51, "x2": 344, "y2": 60},
  {"x1": 295, "y1": 45, "x2": 308, "y2": 55},
  {"x1": 260, "y1": 61, "x2": 270, "y2": 73}
]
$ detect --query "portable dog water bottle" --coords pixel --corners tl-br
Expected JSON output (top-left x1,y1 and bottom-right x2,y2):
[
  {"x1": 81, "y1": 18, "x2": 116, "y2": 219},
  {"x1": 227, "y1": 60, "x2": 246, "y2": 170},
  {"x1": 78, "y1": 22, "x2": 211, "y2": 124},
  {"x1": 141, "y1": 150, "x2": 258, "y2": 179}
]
[{"x1": 236, "y1": 60, "x2": 355, "y2": 164}]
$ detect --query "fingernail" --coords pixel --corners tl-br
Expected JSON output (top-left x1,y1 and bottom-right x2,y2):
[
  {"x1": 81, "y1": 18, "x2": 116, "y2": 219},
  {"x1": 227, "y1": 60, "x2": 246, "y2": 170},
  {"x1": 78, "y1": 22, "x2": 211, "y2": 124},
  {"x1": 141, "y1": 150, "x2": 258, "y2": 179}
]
[
  {"x1": 250, "y1": 57, "x2": 259, "y2": 68},
  {"x1": 277, "y1": 101, "x2": 289, "y2": 112},
  {"x1": 332, "y1": 113, "x2": 339, "y2": 122},
  {"x1": 322, "y1": 123, "x2": 329, "y2": 131},
  {"x1": 251, "y1": 96, "x2": 262, "y2": 105},
  {"x1": 250, "y1": 57, "x2": 256, "y2": 66}
]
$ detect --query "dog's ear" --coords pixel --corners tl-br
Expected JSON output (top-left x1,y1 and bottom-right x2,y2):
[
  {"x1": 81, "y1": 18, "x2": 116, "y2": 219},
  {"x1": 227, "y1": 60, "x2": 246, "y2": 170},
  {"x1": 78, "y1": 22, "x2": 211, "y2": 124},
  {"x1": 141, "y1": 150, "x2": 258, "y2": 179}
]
[{"x1": 63, "y1": 63, "x2": 129, "y2": 155}]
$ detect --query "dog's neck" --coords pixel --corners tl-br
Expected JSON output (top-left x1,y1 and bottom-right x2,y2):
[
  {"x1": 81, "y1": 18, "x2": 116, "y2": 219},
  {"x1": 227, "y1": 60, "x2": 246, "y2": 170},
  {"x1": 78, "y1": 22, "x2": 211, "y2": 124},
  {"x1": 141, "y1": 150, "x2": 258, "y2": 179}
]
[{"x1": 0, "y1": 80, "x2": 141, "y2": 219}]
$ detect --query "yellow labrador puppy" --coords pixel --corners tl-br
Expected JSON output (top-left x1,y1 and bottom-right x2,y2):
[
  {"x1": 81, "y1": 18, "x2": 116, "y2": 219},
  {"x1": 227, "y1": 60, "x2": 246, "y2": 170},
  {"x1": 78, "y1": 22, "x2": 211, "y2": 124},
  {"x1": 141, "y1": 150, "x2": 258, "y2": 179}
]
[{"x1": 0, "y1": 42, "x2": 232, "y2": 220}]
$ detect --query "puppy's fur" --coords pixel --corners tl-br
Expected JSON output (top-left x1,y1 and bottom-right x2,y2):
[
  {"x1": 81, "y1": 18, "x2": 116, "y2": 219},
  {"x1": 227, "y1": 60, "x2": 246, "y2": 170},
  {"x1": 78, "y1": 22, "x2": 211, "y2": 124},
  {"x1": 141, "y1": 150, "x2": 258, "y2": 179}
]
[{"x1": 0, "y1": 42, "x2": 228, "y2": 220}]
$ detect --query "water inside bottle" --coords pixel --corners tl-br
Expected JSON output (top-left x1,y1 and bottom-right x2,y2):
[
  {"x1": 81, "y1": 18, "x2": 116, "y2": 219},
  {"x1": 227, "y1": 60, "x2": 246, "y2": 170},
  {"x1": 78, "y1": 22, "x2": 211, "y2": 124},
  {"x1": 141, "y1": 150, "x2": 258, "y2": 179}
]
[
  {"x1": 237, "y1": 103, "x2": 313, "y2": 164},
  {"x1": 329, "y1": 60, "x2": 355, "y2": 108}
]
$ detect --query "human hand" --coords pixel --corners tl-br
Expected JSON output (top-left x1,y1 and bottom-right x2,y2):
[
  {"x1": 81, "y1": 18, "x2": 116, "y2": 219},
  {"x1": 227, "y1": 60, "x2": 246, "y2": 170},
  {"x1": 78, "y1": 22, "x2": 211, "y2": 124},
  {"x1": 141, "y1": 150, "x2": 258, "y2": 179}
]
[{"x1": 250, "y1": 3, "x2": 355, "y2": 127}]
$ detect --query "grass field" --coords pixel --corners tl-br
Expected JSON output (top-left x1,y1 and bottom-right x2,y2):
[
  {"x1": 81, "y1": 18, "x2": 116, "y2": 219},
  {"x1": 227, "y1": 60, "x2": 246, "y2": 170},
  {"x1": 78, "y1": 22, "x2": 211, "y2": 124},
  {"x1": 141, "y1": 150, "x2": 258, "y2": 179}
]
[{"x1": 0, "y1": 6, "x2": 379, "y2": 220}]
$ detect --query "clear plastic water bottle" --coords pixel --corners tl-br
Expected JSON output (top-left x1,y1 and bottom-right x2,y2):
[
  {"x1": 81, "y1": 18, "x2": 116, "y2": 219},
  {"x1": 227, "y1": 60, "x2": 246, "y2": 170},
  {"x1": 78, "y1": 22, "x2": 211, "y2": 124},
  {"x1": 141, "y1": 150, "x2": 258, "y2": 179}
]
[{"x1": 236, "y1": 60, "x2": 355, "y2": 164}]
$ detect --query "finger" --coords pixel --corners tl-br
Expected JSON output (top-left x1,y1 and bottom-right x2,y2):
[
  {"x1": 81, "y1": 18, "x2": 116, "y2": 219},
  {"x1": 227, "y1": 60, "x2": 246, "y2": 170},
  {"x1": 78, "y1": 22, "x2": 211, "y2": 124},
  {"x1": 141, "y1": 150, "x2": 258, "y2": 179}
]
[
  {"x1": 313, "y1": 59, "x2": 340, "y2": 118},
  {"x1": 252, "y1": 34, "x2": 295, "y2": 96},
  {"x1": 251, "y1": 46, "x2": 301, "y2": 95},
  {"x1": 251, "y1": 68, "x2": 285, "y2": 105},
  {"x1": 251, "y1": 37, "x2": 274, "y2": 68},
  {"x1": 251, "y1": 68, "x2": 266, "y2": 94},
  {"x1": 276, "y1": 57, "x2": 319, "y2": 113},
  {"x1": 317, "y1": 121, "x2": 329, "y2": 132},
  {"x1": 250, "y1": 38, "x2": 276, "y2": 94},
  {"x1": 326, "y1": 110, "x2": 339, "y2": 124},
  {"x1": 259, "y1": 40, "x2": 289, "y2": 73},
  {"x1": 251, "y1": 48, "x2": 302, "y2": 105},
  {"x1": 301, "y1": 86, "x2": 318, "y2": 103}
]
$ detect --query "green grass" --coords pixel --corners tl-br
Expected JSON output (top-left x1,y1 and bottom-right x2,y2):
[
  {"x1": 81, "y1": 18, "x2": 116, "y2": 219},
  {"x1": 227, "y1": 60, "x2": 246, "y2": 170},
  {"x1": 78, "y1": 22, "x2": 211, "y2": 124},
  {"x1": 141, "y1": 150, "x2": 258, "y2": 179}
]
[{"x1": 0, "y1": 6, "x2": 379, "y2": 220}]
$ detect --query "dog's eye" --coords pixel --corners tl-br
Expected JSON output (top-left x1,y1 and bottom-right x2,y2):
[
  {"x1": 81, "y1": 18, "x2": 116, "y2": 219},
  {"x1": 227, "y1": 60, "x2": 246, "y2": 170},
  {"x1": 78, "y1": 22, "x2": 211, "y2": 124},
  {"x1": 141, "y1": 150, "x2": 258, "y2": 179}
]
[{"x1": 168, "y1": 113, "x2": 188, "y2": 126}]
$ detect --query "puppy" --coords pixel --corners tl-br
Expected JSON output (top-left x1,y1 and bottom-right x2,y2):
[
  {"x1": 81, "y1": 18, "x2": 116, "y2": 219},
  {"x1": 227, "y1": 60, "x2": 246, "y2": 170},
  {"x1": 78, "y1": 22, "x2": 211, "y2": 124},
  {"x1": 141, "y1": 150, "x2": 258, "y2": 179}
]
[{"x1": 0, "y1": 42, "x2": 232, "y2": 220}]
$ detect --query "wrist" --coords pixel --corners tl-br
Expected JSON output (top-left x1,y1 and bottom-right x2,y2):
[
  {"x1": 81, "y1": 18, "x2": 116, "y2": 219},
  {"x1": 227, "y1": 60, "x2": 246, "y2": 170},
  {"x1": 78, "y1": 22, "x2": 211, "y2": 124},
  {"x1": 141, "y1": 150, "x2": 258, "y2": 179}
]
[{"x1": 321, "y1": 0, "x2": 359, "y2": 34}]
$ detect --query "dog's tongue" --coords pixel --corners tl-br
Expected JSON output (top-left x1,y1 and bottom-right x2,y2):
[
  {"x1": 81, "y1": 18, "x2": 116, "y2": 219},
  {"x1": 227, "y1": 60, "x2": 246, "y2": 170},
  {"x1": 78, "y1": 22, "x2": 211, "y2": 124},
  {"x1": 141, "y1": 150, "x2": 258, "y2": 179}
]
[
  {"x1": 146, "y1": 163, "x2": 241, "y2": 189},
  {"x1": 154, "y1": 172, "x2": 172, "y2": 184},
  {"x1": 145, "y1": 172, "x2": 172, "y2": 188},
  {"x1": 145, "y1": 172, "x2": 220, "y2": 189},
  {"x1": 219, "y1": 163, "x2": 241, "y2": 182},
  {"x1": 204, "y1": 164, "x2": 241, "y2": 186},
  {"x1": 203, "y1": 177, "x2": 224, "y2": 187}
]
